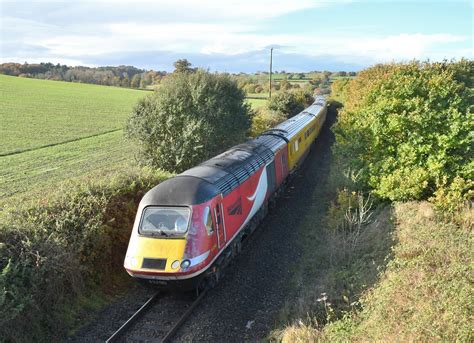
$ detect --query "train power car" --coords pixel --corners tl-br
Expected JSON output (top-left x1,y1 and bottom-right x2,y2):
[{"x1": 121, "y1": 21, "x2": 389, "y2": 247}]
[{"x1": 124, "y1": 96, "x2": 327, "y2": 290}]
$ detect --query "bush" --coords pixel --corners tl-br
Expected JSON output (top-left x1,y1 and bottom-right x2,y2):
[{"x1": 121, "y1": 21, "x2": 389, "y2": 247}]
[
  {"x1": 267, "y1": 89, "x2": 314, "y2": 118},
  {"x1": 126, "y1": 70, "x2": 252, "y2": 173},
  {"x1": 250, "y1": 108, "x2": 286, "y2": 137},
  {"x1": 333, "y1": 60, "x2": 473, "y2": 202},
  {"x1": 243, "y1": 83, "x2": 257, "y2": 94},
  {"x1": 0, "y1": 167, "x2": 169, "y2": 341}
]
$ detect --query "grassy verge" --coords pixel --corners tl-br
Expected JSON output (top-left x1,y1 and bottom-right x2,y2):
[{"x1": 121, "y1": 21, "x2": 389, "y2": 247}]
[
  {"x1": 0, "y1": 167, "x2": 171, "y2": 342},
  {"x1": 323, "y1": 201, "x2": 473, "y2": 341},
  {"x1": 272, "y1": 180, "x2": 472, "y2": 342}
]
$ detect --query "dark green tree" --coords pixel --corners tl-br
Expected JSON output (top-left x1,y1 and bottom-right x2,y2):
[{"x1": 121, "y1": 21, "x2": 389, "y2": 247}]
[
  {"x1": 173, "y1": 59, "x2": 193, "y2": 73},
  {"x1": 267, "y1": 89, "x2": 313, "y2": 118},
  {"x1": 126, "y1": 70, "x2": 252, "y2": 173}
]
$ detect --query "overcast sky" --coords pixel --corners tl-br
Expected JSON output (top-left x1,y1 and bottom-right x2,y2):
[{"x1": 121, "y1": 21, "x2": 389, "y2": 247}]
[{"x1": 1, "y1": 0, "x2": 472, "y2": 72}]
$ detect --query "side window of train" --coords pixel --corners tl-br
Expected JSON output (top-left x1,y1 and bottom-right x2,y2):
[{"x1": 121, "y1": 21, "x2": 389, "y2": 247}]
[
  {"x1": 294, "y1": 139, "x2": 299, "y2": 152},
  {"x1": 203, "y1": 206, "x2": 214, "y2": 235}
]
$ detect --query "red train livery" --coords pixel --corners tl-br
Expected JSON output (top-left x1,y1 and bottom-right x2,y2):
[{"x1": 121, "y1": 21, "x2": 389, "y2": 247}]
[{"x1": 124, "y1": 97, "x2": 327, "y2": 289}]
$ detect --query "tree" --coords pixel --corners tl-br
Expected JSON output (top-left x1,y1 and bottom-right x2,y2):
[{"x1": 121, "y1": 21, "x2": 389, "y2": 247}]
[
  {"x1": 279, "y1": 79, "x2": 291, "y2": 91},
  {"x1": 267, "y1": 89, "x2": 314, "y2": 118},
  {"x1": 333, "y1": 60, "x2": 473, "y2": 201},
  {"x1": 126, "y1": 70, "x2": 252, "y2": 173},
  {"x1": 173, "y1": 59, "x2": 193, "y2": 73},
  {"x1": 130, "y1": 74, "x2": 141, "y2": 88}
]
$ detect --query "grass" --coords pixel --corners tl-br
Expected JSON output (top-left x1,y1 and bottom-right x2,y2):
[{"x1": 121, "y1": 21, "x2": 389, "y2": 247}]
[
  {"x1": 0, "y1": 130, "x2": 138, "y2": 200},
  {"x1": 246, "y1": 98, "x2": 267, "y2": 109},
  {"x1": 0, "y1": 74, "x2": 146, "y2": 156},
  {"x1": 0, "y1": 75, "x2": 149, "y2": 200},
  {"x1": 272, "y1": 200, "x2": 473, "y2": 342}
]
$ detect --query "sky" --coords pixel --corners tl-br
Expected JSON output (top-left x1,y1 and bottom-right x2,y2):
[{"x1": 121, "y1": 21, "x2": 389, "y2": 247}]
[{"x1": 0, "y1": 0, "x2": 472, "y2": 72}]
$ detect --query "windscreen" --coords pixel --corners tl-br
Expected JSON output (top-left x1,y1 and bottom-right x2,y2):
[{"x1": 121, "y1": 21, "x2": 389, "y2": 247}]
[{"x1": 139, "y1": 207, "x2": 190, "y2": 237}]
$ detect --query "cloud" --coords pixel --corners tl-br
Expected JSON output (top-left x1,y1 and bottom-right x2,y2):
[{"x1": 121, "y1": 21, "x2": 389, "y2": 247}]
[{"x1": 0, "y1": 0, "x2": 471, "y2": 71}]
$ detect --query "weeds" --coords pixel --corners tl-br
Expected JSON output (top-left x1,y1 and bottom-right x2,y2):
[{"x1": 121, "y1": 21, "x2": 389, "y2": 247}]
[{"x1": 0, "y1": 167, "x2": 170, "y2": 342}]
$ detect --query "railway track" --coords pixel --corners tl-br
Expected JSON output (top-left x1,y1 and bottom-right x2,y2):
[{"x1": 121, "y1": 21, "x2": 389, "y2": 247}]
[{"x1": 106, "y1": 288, "x2": 208, "y2": 343}]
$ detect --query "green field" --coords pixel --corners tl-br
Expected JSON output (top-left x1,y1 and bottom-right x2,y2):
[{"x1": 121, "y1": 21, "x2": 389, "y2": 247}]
[
  {"x1": 0, "y1": 130, "x2": 137, "y2": 199},
  {"x1": 0, "y1": 75, "x2": 148, "y2": 199},
  {"x1": 0, "y1": 74, "x2": 146, "y2": 156},
  {"x1": 0, "y1": 75, "x2": 267, "y2": 200},
  {"x1": 246, "y1": 98, "x2": 267, "y2": 109}
]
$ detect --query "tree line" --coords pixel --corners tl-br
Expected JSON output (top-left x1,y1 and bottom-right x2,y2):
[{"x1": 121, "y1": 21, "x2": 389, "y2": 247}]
[
  {"x1": 0, "y1": 62, "x2": 166, "y2": 88},
  {"x1": 0, "y1": 60, "x2": 356, "y2": 92}
]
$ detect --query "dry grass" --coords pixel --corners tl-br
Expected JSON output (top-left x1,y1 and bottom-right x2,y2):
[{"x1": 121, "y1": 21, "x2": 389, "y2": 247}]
[{"x1": 276, "y1": 201, "x2": 473, "y2": 342}]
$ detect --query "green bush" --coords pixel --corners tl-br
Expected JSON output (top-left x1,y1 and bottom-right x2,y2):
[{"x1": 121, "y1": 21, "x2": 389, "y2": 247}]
[
  {"x1": 333, "y1": 60, "x2": 473, "y2": 201},
  {"x1": 267, "y1": 88, "x2": 314, "y2": 118},
  {"x1": 0, "y1": 167, "x2": 169, "y2": 341},
  {"x1": 126, "y1": 70, "x2": 252, "y2": 173}
]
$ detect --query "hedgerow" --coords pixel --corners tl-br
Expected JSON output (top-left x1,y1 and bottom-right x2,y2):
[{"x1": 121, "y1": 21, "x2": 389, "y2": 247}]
[
  {"x1": 0, "y1": 167, "x2": 170, "y2": 342},
  {"x1": 333, "y1": 60, "x2": 473, "y2": 203}
]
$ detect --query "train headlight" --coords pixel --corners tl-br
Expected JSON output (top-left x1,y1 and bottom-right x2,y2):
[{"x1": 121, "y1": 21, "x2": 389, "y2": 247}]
[
  {"x1": 171, "y1": 260, "x2": 180, "y2": 269},
  {"x1": 125, "y1": 256, "x2": 138, "y2": 268},
  {"x1": 180, "y1": 259, "x2": 191, "y2": 269}
]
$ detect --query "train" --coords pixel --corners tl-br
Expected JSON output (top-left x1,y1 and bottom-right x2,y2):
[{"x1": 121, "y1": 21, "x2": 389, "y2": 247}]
[{"x1": 124, "y1": 96, "x2": 328, "y2": 290}]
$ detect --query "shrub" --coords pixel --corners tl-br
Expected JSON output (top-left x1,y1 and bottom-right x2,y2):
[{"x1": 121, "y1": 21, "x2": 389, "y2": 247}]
[
  {"x1": 0, "y1": 167, "x2": 169, "y2": 341},
  {"x1": 333, "y1": 60, "x2": 473, "y2": 202},
  {"x1": 125, "y1": 70, "x2": 252, "y2": 173},
  {"x1": 267, "y1": 89, "x2": 314, "y2": 118},
  {"x1": 250, "y1": 108, "x2": 286, "y2": 137},
  {"x1": 243, "y1": 83, "x2": 257, "y2": 94}
]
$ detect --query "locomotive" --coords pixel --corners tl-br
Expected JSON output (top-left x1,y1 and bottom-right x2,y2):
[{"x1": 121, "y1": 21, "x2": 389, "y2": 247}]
[{"x1": 124, "y1": 96, "x2": 327, "y2": 290}]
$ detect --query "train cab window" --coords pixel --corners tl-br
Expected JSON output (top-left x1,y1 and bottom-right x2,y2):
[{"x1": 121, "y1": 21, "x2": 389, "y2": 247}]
[
  {"x1": 139, "y1": 207, "x2": 190, "y2": 237},
  {"x1": 203, "y1": 206, "x2": 214, "y2": 235},
  {"x1": 294, "y1": 139, "x2": 299, "y2": 152}
]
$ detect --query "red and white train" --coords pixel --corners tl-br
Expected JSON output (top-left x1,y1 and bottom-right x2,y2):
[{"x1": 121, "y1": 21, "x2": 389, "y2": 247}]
[{"x1": 124, "y1": 97, "x2": 327, "y2": 289}]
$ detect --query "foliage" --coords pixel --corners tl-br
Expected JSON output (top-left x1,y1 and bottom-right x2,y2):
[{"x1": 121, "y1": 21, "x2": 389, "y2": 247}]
[
  {"x1": 333, "y1": 60, "x2": 474, "y2": 201},
  {"x1": 430, "y1": 176, "x2": 474, "y2": 217},
  {"x1": 173, "y1": 59, "x2": 194, "y2": 73},
  {"x1": 0, "y1": 167, "x2": 170, "y2": 342},
  {"x1": 250, "y1": 108, "x2": 286, "y2": 137},
  {"x1": 267, "y1": 88, "x2": 314, "y2": 118},
  {"x1": 330, "y1": 78, "x2": 351, "y2": 102},
  {"x1": 126, "y1": 69, "x2": 252, "y2": 173}
]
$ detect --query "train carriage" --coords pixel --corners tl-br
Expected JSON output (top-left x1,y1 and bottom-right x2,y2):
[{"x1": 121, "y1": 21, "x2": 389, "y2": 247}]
[{"x1": 124, "y1": 97, "x2": 327, "y2": 289}]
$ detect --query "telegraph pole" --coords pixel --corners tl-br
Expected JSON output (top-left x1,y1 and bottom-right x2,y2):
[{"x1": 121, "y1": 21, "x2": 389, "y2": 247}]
[{"x1": 269, "y1": 47, "x2": 273, "y2": 100}]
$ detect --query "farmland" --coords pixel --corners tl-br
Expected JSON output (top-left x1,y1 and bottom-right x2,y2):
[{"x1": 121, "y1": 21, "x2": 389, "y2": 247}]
[
  {"x1": 0, "y1": 75, "x2": 268, "y2": 200},
  {"x1": 0, "y1": 75, "x2": 148, "y2": 199},
  {"x1": 246, "y1": 98, "x2": 267, "y2": 109},
  {"x1": 0, "y1": 74, "x2": 146, "y2": 155}
]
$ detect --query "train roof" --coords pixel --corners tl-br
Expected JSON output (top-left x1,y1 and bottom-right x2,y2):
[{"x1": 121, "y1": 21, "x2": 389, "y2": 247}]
[
  {"x1": 141, "y1": 141, "x2": 276, "y2": 206},
  {"x1": 261, "y1": 97, "x2": 327, "y2": 141}
]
